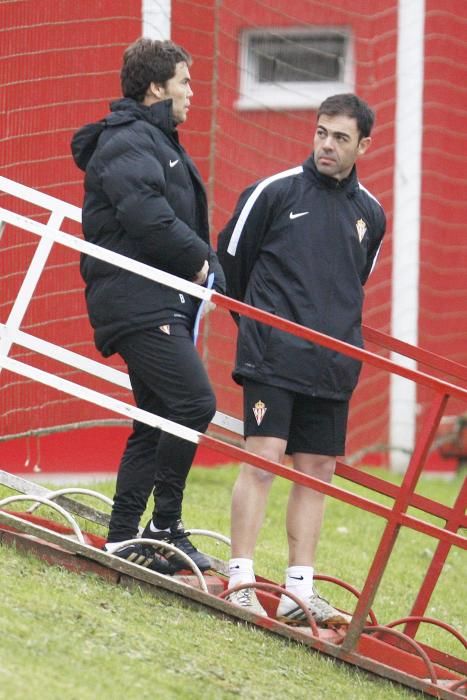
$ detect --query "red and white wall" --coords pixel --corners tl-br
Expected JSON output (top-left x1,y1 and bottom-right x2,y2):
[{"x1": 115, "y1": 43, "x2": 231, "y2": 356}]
[{"x1": 1, "y1": 0, "x2": 465, "y2": 476}]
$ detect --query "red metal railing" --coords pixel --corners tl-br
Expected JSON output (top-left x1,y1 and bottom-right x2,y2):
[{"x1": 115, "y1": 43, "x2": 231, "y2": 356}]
[{"x1": 202, "y1": 290, "x2": 466, "y2": 690}]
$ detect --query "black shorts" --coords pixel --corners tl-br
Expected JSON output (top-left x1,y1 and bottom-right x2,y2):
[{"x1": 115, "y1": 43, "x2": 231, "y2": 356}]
[{"x1": 243, "y1": 380, "x2": 349, "y2": 456}]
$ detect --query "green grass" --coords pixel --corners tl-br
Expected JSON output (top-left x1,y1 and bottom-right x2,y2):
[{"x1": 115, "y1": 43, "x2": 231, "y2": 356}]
[{"x1": 0, "y1": 465, "x2": 465, "y2": 700}]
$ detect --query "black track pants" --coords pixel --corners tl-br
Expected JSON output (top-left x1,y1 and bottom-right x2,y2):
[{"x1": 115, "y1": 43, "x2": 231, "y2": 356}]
[{"x1": 107, "y1": 325, "x2": 216, "y2": 541}]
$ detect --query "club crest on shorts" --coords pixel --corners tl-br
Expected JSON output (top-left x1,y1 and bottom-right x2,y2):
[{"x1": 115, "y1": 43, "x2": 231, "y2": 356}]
[
  {"x1": 356, "y1": 218, "x2": 367, "y2": 242},
  {"x1": 253, "y1": 400, "x2": 267, "y2": 426}
]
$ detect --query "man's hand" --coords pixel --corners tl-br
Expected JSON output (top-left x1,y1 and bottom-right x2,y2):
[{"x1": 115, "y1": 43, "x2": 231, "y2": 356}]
[
  {"x1": 192, "y1": 260, "x2": 209, "y2": 285},
  {"x1": 199, "y1": 300, "x2": 216, "y2": 320}
]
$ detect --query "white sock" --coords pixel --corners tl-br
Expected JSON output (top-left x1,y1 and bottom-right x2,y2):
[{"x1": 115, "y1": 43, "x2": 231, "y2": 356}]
[
  {"x1": 282, "y1": 565, "x2": 314, "y2": 606},
  {"x1": 228, "y1": 557, "x2": 255, "y2": 587},
  {"x1": 104, "y1": 540, "x2": 129, "y2": 554},
  {"x1": 149, "y1": 520, "x2": 170, "y2": 534}
]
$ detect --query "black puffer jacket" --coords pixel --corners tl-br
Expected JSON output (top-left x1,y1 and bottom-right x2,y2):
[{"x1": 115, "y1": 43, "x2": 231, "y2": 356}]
[
  {"x1": 218, "y1": 156, "x2": 386, "y2": 400},
  {"x1": 71, "y1": 97, "x2": 225, "y2": 356}
]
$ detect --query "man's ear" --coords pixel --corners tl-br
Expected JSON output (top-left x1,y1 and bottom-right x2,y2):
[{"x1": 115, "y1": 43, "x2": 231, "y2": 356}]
[
  {"x1": 149, "y1": 81, "x2": 165, "y2": 99},
  {"x1": 357, "y1": 136, "x2": 372, "y2": 156}
]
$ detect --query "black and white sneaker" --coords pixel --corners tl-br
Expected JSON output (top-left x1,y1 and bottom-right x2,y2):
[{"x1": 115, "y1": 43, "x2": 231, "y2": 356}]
[
  {"x1": 141, "y1": 519, "x2": 211, "y2": 572},
  {"x1": 276, "y1": 591, "x2": 352, "y2": 627},
  {"x1": 104, "y1": 542, "x2": 177, "y2": 576}
]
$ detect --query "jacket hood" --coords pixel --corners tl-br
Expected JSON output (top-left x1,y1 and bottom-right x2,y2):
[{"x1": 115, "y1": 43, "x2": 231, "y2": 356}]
[
  {"x1": 70, "y1": 98, "x2": 177, "y2": 171},
  {"x1": 71, "y1": 120, "x2": 106, "y2": 171}
]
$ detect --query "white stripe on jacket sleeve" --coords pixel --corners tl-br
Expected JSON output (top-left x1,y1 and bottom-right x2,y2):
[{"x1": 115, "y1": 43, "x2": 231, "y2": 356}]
[{"x1": 227, "y1": 166, "x2": 303, "y2": 256}]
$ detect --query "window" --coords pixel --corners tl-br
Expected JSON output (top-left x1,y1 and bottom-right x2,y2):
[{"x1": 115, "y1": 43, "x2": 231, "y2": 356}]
[{"x1": 237, "y1": 27, "x2": 354, "y2": 111}]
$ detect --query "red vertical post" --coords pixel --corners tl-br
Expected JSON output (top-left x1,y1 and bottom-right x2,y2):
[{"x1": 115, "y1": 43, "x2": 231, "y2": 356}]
[
  {"x1": 341, "y1": 392, "x2": 450, "y2": 652},
  {"x1": 403, "y1": 477, "x2": 467, "y2": 638}
]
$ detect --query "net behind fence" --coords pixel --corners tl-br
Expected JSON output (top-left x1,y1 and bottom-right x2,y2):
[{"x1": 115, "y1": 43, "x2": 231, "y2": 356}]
[{"x1": 1, "y1": 0, "x2": 466, "y2": 468}]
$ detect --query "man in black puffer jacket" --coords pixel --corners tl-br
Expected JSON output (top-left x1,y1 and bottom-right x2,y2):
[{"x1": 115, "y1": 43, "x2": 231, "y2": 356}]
[{"x1": 71, "y1": 38, "x2": 225, "y2": 575}]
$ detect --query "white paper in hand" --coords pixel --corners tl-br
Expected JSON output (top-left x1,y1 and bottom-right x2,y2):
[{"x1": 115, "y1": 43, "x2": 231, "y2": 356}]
[{"x1": 193, "y1": 272, "x2": 215, "y2": 345}]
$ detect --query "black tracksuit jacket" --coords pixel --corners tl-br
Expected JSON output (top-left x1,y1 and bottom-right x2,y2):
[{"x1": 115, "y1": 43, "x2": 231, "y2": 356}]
[
  {"x1": 71, "y1": 97, "x2": 225, "y2": 357},
  {"x1": 217, "y1": 156, "x2": 386, "y2": 401}
]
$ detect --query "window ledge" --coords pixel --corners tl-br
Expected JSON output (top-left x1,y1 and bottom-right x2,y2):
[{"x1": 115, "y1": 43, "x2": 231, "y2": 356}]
[{"x1": 236, "y1": 81, "x2": 354, "y2": 111}]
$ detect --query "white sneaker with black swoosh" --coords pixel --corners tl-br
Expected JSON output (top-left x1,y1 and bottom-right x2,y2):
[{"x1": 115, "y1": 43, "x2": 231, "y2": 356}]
[{"x1": 276, "y1": 591, "x2": 351, "y2": 627}]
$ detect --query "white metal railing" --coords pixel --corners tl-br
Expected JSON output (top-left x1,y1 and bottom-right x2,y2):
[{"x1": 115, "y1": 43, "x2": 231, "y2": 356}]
[{"x1": 0, "y1": 175, "x2": 243, "y2": 444}]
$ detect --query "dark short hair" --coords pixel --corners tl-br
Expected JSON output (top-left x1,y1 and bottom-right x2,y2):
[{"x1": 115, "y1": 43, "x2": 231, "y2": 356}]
[
  {"x1": 121, "y1": 38, "x2": 191, "y2": 102},
  {"x1": 317, "y1": 93, "x2": 375, "y2": 139}
]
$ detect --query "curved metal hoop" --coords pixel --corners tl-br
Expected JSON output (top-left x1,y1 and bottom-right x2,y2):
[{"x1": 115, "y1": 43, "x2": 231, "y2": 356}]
[
  {"x1": 219, "y1": 581, "x2": 320, "y2": 636},
  {"x1": 384, "y1": 616, "x2": 467, "y2": 650},
  {"x1": 27, "y1": 487, "x2": 113, "y2": 514},
  {"x1": 449, "y1": 677, "x2": 467, "y2": 693},
  {"x1": 315, "y1": 573, "x2": 377, "y2": 625},
  {"x1": 363, "y1": 624, "x2": 438, "y2": 685},
  {"x1": 187, "y1": 528, "x2": 231, "y2": 547},
  {"x1": 108, "y1": 538, "x2": 208, "y2": 593},
  {"x1": 0, "y1": 494, "x2": 85, "y2": 544}
]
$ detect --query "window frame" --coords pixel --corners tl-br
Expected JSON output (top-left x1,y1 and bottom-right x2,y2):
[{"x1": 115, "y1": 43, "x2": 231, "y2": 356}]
[{"x1": 236, "y1": 26, "x2": 355, "y2": 111}]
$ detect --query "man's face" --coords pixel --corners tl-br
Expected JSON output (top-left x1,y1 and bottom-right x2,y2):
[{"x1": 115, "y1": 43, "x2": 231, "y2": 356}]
[
  {"x1": 313, "y1": 114, "x2": 371, "y2": 181},
  {"x1": 157, "y1": 61, "x2": 193, "y2": 124}
]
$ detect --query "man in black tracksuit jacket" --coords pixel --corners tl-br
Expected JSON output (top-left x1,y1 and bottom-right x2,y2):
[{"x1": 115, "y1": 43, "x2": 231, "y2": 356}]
[
  {"x1": 218, "y1": 94, "x2": 386, "y2": 625},
  {"x1": 71, "y1": 38, "x2": 225, "y2": 574}
]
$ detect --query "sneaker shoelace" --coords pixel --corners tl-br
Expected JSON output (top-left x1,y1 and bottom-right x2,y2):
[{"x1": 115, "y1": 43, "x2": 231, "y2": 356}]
[
  {"x1": 169, "y1": 530, "x2": 198, "y2": 555},
  {"x1": 307, "y1": 594, "x2": 339, "y2": 618},
  {"x1": 311, "y1": 594, "x2": 332, "y2": 609},
  {"x1": 236, "y1": 588, "x2": 254, "y2": 607},
  {"x1": 282, "y1": 592, "x2": 335, "y2": 619}
]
